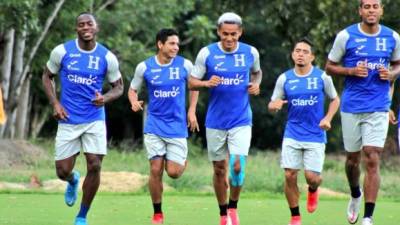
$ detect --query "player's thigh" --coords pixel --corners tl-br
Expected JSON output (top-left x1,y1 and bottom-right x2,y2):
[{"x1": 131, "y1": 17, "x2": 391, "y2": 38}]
[
  {"x1": 303, "y1": 142, "x2": 325, "y2": 173},
  {"x1": 144, "y1": 133, "x2": 167, "y2": 160},
  {"x1": 341, "y1": 112, "x2": 362, "y2": 152},
  {"x1": 227, "y1": 125, "x2": 251, "y2": 156},
  {"x1": 81, "y1": 120, "x2": 107, "y2": 156},
  {"x1": 281, "y1": 138, "x2": 303, "y2": 170},
  {"x1": 206, "y1": 128, "x2": 228, "y2": 161},
  {"x1": 55, "y1": 123, "x2": 84, "y2": 160},
  {"x1": 164, "y1": 137, "x2": 187, "y2": 166},
  {"x1": 361, "y1": 112, "x2": 389, "y2": 149}
]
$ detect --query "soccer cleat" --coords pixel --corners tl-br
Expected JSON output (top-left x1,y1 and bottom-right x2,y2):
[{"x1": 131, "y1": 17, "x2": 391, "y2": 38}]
[
  {"x1": 361, "y1": 217, "x2": 373, "y2": 225},
  {"x1": 65, "y1": 171, "x2": 80, "y2": 207},
  {"x1": 306, "y1": 189, "x2": 319, "y2": 213},
  {"x1": 347, "y1": 190, "x2": 363, "y2": 224},
  {"x1": 151, "y1": 213, "x2": 164, "y2": 224},
  {"x1": 219, "y1": 215, "x2": 232, "y2": 225},
  {"x1": 288, "y1": 215, "x2": 301, "y2": 225},
  {"x1": 74, "y1": 217, "x2": 87, "y2": 225},
  {"x1": 228, "y1": 208, "x2": 239, "y2": 225}
]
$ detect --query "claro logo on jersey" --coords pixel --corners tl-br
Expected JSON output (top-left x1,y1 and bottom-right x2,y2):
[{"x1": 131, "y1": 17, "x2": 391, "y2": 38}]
[
  {"x1": 291, "y1": 96, "x2": 318, "y2": 106},
  {"x1": 67, "y1": 74, "x2": 98, "y2": 85},
  {"x1": 219, "y1": 74, "x2": 244, "y2": 86},
  {"x1": 154, "y1": 86, "x2": 180, "y2": 98},
  {"x1": 356, "y1": 58, "x2": 386, "y2": 70}
]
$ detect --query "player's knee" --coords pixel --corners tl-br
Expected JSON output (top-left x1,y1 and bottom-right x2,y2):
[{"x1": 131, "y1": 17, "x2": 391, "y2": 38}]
[
  {"x1": 284, "y1": 169, "x2": 297, "y2": 182},
  {"x1": 150, "y1": 166, "x2": 163, "y2": 177},
  {"x1": 166, "y1": 166, "x2": 184, "y2": 179},
  {"x1": 214, "y1": 163, "x2": 227, "y2": 178},
  {"x1": 229, "y1": 155, "x2": 246, "y2": 187},
  {"x1": 56, "y1": 169, "x2": 71, "y2": 181},
  {"x1": 305, "y1": 172, "x2": 321, "y2": 187},
  {"x1": 87, "y1": 160, "x2": 102, "y2": 174},
  {"x1": 346, "y1": 153, "x2": 361, "y2": 167}
]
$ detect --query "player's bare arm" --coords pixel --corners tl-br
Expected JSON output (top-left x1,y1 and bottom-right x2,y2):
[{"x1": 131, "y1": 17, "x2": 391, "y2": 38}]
[
  {"x1": 319, "y1": 96, "x2": 340, "y2": 131},
  {"x1": 188, "y1": 75, "x2": 221, "y2": 90},
  {"x1": 267, "y1": 99, "x2": 287, "y2": 113},
  {"x1": 42, "y1": 67, "x2": 68, "y2": 120},
  {"x1": 187, "y1": 90, "x2": 200, "y2": 132},
  {"x1": 325, "y1": 60, "x2": 368, "y2": 77},
  {"x1": 127, "y1": 88, "x2": 143, "y2": 112},
  {"x1": 93, "y1": 78, "x2": 124, "y2": 106},
  {"x1": 248, "y1": 70, "x2": 262, "y2": 95}
]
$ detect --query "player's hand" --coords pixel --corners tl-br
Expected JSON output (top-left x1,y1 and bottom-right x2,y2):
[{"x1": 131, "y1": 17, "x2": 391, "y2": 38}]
[
  {"x1": 248, "y1": 82, "x2": 260, "y2": 95},
  {"x1": 131, "y1": 100, "x2": 144, "y2": 112},
  {"x1": 389, "y1": 109, "x2": 398, "y2": 125},
  {"x1": 350, "y1": 60, "x2": 368, "y2": 78},
  {"x1": 53, "y1": 102, "x2": 69, "y2": 121},
  {"x1": 268, "y1": 99, "x2": 287, "y2": 112},
  {"x1": 378, "y1": 65, "x2": 392, "y2": 81},
  {"x1": 319, "y1": 118, "x2": 331, "y2": 131},
  {"x1": 204, "y1": 75, "x2": 221, "y2": 88},
  {"x1": 187, "y1": 109, "x2": 199, "y2": 132},
  {"x1": 92, "y1": 91, "x2": 105, "y2": 106}
]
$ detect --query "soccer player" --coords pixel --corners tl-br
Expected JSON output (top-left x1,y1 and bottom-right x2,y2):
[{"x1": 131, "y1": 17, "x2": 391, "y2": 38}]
[
  {"x1": 325, "y1": 1, "x2": 400, "y2": 224},
  {"x1": 42, "y1": 13, "x2": 123, "y2": 225},
  {"x1": 128, "y1": 28, "x2": 199, "y2": 224},
  {"x1": 269, "y1": 38, "x2": 339, "y2": 225},
  {"x1": 189, "y1": 12, "x2": 262, "y2": 225}
]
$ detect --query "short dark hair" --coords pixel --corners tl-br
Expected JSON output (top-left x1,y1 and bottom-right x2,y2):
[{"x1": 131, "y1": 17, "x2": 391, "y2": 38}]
[
  {"x1": 156, "y1": 28, "x2": 179, "y2": 47},
  {"x1": 293, "y1": 37, "x2": 314, "y2": 53},
  {"x1": 76, "y1": 12, "x2": 97, "y2": 25},
  {"x1": 359, "y1": 0, "x2": 382, "y2": 7}
]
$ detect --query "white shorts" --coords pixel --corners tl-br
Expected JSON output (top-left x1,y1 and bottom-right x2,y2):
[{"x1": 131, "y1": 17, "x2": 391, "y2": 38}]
[
  {"x1": 55, "y1": 120, "x2": 107, "y2": 161},
  {"x1": 281, "y1": 138, "x2": 325, "y2": 173},
  {"x1": 206, "y1": 126, "x2": 252, "y2": 161},
  {"x1": 144, "y1": 133, "x2": 187, "y2": 166},
  {"x1": 341, "y1": 112, "x2": 389, "y2": 152}
]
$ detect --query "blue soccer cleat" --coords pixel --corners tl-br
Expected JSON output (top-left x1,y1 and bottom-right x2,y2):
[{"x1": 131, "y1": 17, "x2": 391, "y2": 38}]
[
  {"x1": 65, "y1": 171, "x2": 80, "y2": 207},
  {"x1": 74, "y1": 217, "x2": 87, "y2": 225}
]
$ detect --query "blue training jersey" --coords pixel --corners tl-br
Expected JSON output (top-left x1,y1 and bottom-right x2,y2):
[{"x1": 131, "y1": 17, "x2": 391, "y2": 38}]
[
  {"x1": 274, "y1": 67, "x2": 335, "y2": 143},
  {"x1": 203, "y1": 42, "x2": 256, "y2": 129},
  {"x1": 329, "y1": 24, "x2": 400, "y2": 113},
  {"x1": 58, "y1": 40, "x2": 110, "y2": 124},
  {"x1": 142, "y1": 56, "x2": 189, "y2": 138}
]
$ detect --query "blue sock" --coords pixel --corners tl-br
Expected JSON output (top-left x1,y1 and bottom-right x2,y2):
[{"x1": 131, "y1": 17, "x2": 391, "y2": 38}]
[
  {"x1": 77, "y1": 204, "x2": 90, "y2": 218},
  {"x1": 68, "y1": 172, "x2": 78, "y2": 185}
]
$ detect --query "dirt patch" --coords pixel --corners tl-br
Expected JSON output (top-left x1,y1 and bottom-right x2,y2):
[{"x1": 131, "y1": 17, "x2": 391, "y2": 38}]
[
  {"x1": 0, "y1": 171, "x2": 174, "y2": 192},
  {"x1": 0, "y1": 139, "x2": 49, "y2": 169}
]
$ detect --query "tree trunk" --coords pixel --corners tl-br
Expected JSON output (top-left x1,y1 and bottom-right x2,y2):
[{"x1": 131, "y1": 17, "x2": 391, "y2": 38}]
[
  {"x1": 15, "y1": 75, "x2": 31, "y2": 139},
  {"x1": 0, "y1": 28, "x2": 15, "y2": 137},
  {"x1": 0, "y1": 28, "x2": 14, "y2": 102}
]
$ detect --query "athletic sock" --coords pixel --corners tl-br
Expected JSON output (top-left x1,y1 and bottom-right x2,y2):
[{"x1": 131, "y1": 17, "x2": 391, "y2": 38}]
[
  {"x1": 153, "y1": 202, "x2": 162, "y2": 214},
  {"x1": 67, "y1": 172, "x2": 78, "y2": 185},
  {"x1": 77, "y1": 204, "x2": 90, "y2": 218},
  {"x1": 219, "y1": 204, "x2": 228, "y2": 216},
  {"x1": 228, "y1": 199, "x2": 238, "y2": 209},
  {"x1": 290, "y1": 206, "x2": 300, "y2": 217},
  {"x1": 308, "y1": 186, "x2": 318, "y2": 193},
  {"x1": 350, "y1": 185, "x2": 361, "y2": 198},
  {"x1": 364, "y1": 202, "x2": 375, "y2": 218}
]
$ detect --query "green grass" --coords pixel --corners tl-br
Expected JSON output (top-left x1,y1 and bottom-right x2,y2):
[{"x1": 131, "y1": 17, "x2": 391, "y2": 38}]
[
  {"x1": 1, "y1": 139, "x2": 400, "y2": 199},
  {"x1": 0, "y1": 193, "x2": 399, "y2": 225}
]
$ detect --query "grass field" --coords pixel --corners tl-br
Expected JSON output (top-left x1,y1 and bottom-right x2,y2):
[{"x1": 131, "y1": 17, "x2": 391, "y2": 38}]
[{"x1": 0, "y1": 193, "x2": 399, "y2": 225}]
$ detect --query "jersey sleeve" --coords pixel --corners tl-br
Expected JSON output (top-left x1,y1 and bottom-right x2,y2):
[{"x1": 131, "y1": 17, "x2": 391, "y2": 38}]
[
  {"x1": 271, "y1": 74, "x2": 286, "y2": 101},
  {"x1": 391, "y1": 31, "x2": 400, "y2": 62},
  {"x1": 105, "y1": 52, "x2": 122, "y2": 83},
  {"x1": 46, "y1": 44, "x2": 66, "y2": 74},
  {"x1": 322, "y1": 72, "x2": 338, "y2": 99},
  {"x1": 130, "y1": 62, "x2": 146, "y2": 92},
  {"x1": 328, "y1": 30, "x2": 350, "y2": 63},
  {"x1": 250, "y1": 46, "x2": 261, "y2": 72},
  {"x1": 191, "y1": 47, "x2": 210, "y2": 79},
  {"x1": 183, "y1": 59, "x2": 194, "y2": 80}
]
